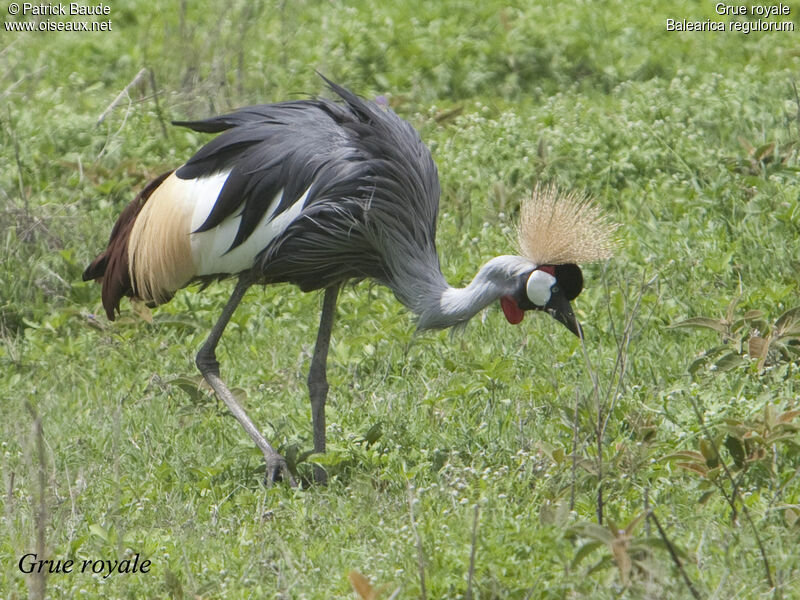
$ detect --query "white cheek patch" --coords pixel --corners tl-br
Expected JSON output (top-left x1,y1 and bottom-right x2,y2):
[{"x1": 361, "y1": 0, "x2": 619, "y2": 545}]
[{"x1": 526, "y1": 270, "x2": 556, "y2": 307}]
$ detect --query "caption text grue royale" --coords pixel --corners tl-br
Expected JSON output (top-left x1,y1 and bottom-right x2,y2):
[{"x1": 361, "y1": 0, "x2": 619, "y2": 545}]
[{"x1": 666, "y1": 3, "x2": 794, "y2": 33}]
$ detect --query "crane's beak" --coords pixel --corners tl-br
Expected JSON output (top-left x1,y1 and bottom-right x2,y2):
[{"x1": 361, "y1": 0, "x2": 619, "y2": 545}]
[{"x1": 547, "y1": 292, "x2": 581, "y2": 337}]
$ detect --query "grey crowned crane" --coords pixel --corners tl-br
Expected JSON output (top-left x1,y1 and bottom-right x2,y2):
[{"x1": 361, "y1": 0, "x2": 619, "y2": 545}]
[{"x1": 84, "y1": 78, "x2": 616, "y2": 485}]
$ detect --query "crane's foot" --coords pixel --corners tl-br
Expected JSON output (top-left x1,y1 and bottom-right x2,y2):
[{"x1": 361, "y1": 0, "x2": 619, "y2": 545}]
[
  {"x1": 197, "y1": 278, "x2": 299, "y2": 488},
  {"x1": 264, "y1": 452, "x2": 297, "y2": 488}
]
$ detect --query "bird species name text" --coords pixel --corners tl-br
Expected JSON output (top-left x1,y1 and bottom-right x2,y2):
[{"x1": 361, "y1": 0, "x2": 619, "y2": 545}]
[
  {"x1": 666, "y1": 3, "x2": 794, "y2": 33},
  {"x1": 18, "y1": 553, "x2": 151, "y2": 579}
]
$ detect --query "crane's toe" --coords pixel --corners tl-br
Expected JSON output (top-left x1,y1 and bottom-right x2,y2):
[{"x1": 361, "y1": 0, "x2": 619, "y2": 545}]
[{"x1": 264, "y1": 453, "x2": 297, "y2": 488}]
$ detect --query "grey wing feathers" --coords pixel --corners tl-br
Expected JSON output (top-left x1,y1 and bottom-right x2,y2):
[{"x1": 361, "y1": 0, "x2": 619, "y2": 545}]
[
  {"x1": 174, "y1": 101, "x2": 355, "y2": 249},
  {"x1": 173, "y1": 79, "x2": 445, "y2": 305}
]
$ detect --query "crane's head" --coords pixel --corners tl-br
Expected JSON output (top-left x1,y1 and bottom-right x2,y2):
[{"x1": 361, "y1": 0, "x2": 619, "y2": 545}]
[
  {"x1": 504, "y1": 184, "x2": 618, "y2": 336},
  {"x1": 500, "y1": 263, "x2": 583, "y2": 336}
]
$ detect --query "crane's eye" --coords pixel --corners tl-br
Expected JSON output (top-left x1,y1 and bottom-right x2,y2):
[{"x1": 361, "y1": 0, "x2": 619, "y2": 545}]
[{"x1": 551, "y1": 285, "x2": 560, "y2": 295}]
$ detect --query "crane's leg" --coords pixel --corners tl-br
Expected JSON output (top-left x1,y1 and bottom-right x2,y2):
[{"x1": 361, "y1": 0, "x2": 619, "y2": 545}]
[
  {"x1": 308, "y1": 285, "x2": 339, "y2": 484},
  {"x1": 196, "y1": 276, "x2": 296, "y2": 487}
]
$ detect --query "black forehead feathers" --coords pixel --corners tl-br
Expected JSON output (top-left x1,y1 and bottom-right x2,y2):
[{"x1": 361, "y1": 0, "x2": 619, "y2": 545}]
[{"x1": 554, "y1": 264, "x2": 583, "y2": 300}]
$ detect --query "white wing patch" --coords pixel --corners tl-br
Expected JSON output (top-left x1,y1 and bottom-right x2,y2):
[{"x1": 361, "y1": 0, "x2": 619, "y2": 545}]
[
  {"x1": 127, "y1": 169, "x2": 311, "y2": 304},
  {"x1": 189, "y1": 173, "x2": 309, "y2": 276}
]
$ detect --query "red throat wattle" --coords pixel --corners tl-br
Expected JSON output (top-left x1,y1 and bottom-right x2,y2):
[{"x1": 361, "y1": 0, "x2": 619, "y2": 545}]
[{"x1": 500, "y1": 295, "x2": 524, "y2": 325}]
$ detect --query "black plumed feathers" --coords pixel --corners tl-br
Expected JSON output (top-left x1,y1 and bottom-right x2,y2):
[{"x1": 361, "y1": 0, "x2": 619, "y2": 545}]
[
  {"x1": 174, "y1": 102, "x2": 355, "y2": 249},
  {"x1": 173, "y1": 78, "x2": 444, "y2": 301}
]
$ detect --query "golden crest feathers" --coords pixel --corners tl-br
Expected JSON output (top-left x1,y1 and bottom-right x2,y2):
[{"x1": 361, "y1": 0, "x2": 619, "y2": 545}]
[{"x1": 517, "y1": 184, "x2": 619, "y2": 266}]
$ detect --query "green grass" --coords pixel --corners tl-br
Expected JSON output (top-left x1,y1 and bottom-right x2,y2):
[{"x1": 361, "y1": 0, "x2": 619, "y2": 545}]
[{"x1": 2, "y1": 0, "x2": 800, "y2": 597}]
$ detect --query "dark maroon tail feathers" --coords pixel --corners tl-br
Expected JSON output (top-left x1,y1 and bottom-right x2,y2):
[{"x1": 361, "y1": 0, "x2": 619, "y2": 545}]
[{"x1": 83, "y1": 170, "x2": 173, "y2": 320}]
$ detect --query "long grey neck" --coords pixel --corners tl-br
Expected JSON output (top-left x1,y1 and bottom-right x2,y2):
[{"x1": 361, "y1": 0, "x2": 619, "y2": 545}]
[{"x1": 411, "y1": 255, "x2": 535, "y2": 330}]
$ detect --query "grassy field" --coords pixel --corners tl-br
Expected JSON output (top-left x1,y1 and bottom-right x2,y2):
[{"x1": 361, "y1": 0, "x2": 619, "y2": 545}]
[{"x1": 2, "y1": 0, "x2": 800, "y2": 597}]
